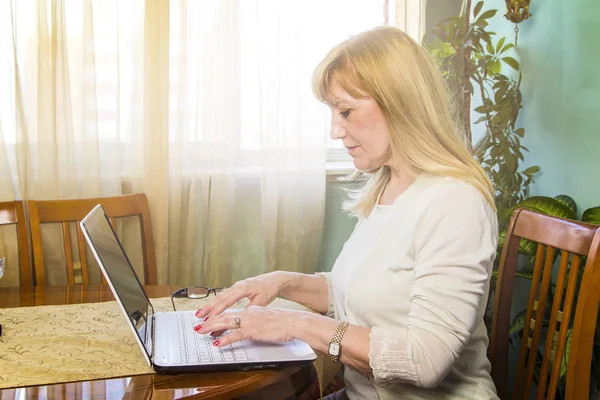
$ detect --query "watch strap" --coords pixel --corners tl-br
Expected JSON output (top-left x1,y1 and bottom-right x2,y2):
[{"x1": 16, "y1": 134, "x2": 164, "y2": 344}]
[{"x1": 329, "y1": 320, "x2": 349, "y2": 363}]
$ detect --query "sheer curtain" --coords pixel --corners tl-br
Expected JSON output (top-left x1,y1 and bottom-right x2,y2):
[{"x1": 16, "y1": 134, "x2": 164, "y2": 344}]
[{"x1": 0, "y1": 0, "x2": 386, "y2": 287}]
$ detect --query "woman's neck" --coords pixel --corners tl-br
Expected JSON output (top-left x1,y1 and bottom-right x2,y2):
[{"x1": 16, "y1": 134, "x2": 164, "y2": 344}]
[{"x1": 379, "y1": 164, "x2": 418, "y2": 206}]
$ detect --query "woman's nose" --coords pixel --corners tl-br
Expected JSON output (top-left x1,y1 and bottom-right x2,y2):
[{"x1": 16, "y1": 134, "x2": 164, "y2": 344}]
[{"x1": 330, "y1": 121, "x2": 348, "y2": 140}]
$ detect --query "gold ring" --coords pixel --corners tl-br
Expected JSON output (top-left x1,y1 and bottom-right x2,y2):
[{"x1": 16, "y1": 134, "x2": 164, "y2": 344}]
[{"x1": 234, "y1": 317, "x2": 241, "y2": 329}]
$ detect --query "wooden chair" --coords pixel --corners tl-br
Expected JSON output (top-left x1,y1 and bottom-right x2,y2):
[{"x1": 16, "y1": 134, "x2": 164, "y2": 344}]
[
  {"x1": 0, "y1": 201, "x2": 32, "y2": 287},
  {"x1": 490, "y1": 208, "x2": 600, "y2": 400},
  {"x1": 28, "y1": 193, "x2": 157, "y2": 286}
]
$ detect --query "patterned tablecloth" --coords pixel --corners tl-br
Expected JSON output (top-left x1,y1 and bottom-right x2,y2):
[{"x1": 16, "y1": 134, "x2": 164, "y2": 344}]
[{"x1": 0, "y1": 296, "x2": 339, "y2": 390}]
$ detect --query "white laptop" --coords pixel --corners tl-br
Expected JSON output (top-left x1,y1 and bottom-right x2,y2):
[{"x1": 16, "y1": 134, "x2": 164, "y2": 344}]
[{"x1": 80, "y1": 204, "x2": 317, "y2": 373}]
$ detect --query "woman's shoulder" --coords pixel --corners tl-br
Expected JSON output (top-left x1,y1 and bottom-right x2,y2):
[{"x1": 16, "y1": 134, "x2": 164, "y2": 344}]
[
  {"x1": 406, "y1": 174, "x2": 498, "y2": 238},
  {"x1": 414, "y1": 174, "x2": 487, "y2": 205}
]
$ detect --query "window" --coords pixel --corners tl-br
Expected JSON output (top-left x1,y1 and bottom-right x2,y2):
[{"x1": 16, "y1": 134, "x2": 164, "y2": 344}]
[{"x1": 1, "y1": 1, "x2": 389, "y2": 169}]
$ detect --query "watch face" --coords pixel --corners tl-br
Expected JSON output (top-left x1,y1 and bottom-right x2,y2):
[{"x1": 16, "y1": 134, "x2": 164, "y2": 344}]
[{"x1": 329, "y1": 342, "x2": 340, "y2": 356}]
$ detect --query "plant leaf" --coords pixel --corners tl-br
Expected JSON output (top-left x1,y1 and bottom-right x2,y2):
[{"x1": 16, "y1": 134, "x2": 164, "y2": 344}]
[
  {"x1": 501, "y1": 43, "x2": 514, "y2": 53},
  {"x1": 481, "y1": 32, "x2": 493, "y2": 47},
  {"x1": 560, "y1": 329, "x2": 573, "y2": 377},
  {"x1": 479, "y1": 9, "x2": 498, "y2": 20},
  {"x1": 488, "y1": 59, "x2": 502, "y2": 74},
  {"x1": 519, "y1": 238, "x2": 539, "y2": 258},
  {"x1": 474, "y1": 115, "x2": 488, "y2": 124},
  {"x1": 496, "y1": 37, "x2": 506, "y2": 54},
  {"x1": 514, "y1": 128, "x2": 525, "y2": 137},
  {"x1": 505, "y1": 151, "x2": 517, "y2": 173},
  {"x1": 473, "y1": 1, "x2": 484, "y2": 17},
  {"x1": 522, "y1": 165, "x2": 540, "y2": 175},
  {"x1": 509, "y1": 310, "x2": 528, "y2": 337},
  {"x1": 475, "y1": 105, "x2": 488, "y2": 114},
  {"x1": 503, "y1": 56, "x2": 520, "y2": 70},
  {"x1": 582, "y1": 206, "x2": 600, "y2": 224},
  {"x1": 553, "y1": 195, "x2": 577, "y2": 215},
  {"x1": 504, "y1": 196, "x2": 577, "y2": 224}
]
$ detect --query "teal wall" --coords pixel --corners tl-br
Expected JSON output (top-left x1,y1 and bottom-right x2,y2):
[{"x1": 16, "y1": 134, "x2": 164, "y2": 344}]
[
  {"x1": 519, "y1": 0, "x2": 600, "y2": 215},
  {"x1": 317, "y1": 181, "x2": 356, "y2": 272},
  {"x1": 479, "y1": 0, "x2": 600, "y2": 216}
]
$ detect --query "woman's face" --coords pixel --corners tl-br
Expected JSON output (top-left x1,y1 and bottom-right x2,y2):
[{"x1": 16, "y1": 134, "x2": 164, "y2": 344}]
[{"x1": 327, "y1": 77, "x2": 392, "y2": 172}]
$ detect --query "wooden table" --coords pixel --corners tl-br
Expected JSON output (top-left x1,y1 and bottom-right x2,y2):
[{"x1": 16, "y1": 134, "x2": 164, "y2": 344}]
[{"x1": 0, "y1": 285, "x2": 314, "y2": 399}]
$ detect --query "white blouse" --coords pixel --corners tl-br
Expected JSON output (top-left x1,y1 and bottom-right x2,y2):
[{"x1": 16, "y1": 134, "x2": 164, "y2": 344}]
[{"x1": 319, "y1": 174, "x2": 499, "y2": 400}]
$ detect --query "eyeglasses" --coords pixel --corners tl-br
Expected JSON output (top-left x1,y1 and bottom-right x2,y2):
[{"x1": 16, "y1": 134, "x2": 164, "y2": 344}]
[{"x1": 170, "y1": 286, "x2": 226, "y2": 311}]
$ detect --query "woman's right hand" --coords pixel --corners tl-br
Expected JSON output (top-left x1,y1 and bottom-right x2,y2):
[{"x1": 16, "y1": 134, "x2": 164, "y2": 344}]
[{"x1": 194, "y1": 272, "x2": 289, "y2": 320}]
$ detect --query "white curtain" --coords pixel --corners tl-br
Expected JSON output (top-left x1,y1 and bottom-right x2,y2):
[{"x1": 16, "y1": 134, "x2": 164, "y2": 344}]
[{"x1": 0, "y1": 0, "x2": 385, "y2": 287}]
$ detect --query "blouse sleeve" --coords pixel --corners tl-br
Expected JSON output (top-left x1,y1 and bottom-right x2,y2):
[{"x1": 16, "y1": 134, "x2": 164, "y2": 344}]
[
  {"x1": 315, "y1": 272, "x2": 337, "y2": 318},
  {"x1": 369, "y1": 185, "x2": 498, "y2": 388}
]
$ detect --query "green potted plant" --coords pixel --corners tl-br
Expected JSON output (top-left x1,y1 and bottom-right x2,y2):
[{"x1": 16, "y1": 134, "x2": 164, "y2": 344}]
[{"x1": 426, "y1": 1, "x2": 540, "y2": 224}]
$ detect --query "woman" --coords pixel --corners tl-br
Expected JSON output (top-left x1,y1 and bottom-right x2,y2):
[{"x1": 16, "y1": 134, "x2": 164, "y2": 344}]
[{"x1": 194, "y1": 26, "x2": 499, "y2": 400}]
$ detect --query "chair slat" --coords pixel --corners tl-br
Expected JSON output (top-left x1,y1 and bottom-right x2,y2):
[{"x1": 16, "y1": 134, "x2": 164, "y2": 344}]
[
  {"x1": 28, "y1": 201, "x2": 46, "y2": 286},
  {"x1": 536, "y1": 250, "x2": 571, "y2": 400},
  {"x1": 522, "y1": 246, "x2": 556, "y2": 398},
  {"x1": 138, "y1": 213, "x2": 156, "y2": 285},
  {"x1": 514, "y1": 242, "x2": 546, "y2": 398},
  {"x1": 0, "y1": 201, "x2": 32, "y2": 287},
  {"x1": 76, "y1": 224, "x2": 89, "y2": 285},
  {"x1": 547, "y1": 254, "x2": 582, "y2": 397},
  {"x1": 27, "y1": 194, "x2": 156, "y2": 286},
  {"x1": 62, "y1": 222, "x2": 75, "y2": 285}
]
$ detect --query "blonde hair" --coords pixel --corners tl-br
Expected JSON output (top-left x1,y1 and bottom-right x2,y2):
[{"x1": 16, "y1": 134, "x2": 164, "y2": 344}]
[{"x1": 312, "y1": 26, "x2": 496, "y2": 218}]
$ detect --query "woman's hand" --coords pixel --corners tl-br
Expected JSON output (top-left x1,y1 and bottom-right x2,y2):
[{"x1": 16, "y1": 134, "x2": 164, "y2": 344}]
[
  {"x1": 194, "y1": 306, "x2": 301, "y2": 347},
  {"x1": 195, "y1": 306, "x2": 374, "y2": 376},
  {"x1": 194, "y1": 272, "x2": 289, "y2": 320}
]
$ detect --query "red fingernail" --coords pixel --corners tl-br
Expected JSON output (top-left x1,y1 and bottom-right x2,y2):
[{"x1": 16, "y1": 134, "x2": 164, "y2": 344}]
[
  {"x1": 204, "y1": 316, "x2": 209, "y2": 321},
  {"x1": 195, "y1": 310, "x2": 202, "y2": 317},
  {"x1": 213, "y1": 340, "x2": 220, "y2": 346},
  {"x1": 194, "y1": 324, "x2": 202, "y2": 331}
]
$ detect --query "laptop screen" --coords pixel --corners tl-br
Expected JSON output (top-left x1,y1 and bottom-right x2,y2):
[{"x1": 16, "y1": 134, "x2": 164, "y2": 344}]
[{"x1": 80, "y1": 205, "x2": 154, "y2": 362}]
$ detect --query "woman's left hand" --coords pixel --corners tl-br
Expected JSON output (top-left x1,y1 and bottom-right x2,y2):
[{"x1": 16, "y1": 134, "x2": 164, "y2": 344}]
[{"x1": 193, "y1": 306, "x2": 301, "y2": 347}]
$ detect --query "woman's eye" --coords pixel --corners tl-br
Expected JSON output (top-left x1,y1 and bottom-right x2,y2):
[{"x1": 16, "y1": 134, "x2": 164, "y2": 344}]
[{"x1": 340, "y1": 110, "x2": 351, "y2": 118}]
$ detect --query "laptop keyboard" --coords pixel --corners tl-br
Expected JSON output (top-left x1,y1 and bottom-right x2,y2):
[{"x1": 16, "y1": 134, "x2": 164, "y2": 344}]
[{"x1": 176, "y1": 312, "x2": 249, "y2": 364}]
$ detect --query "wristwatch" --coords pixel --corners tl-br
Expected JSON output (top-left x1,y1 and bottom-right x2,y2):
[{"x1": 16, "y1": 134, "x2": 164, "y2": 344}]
[{"x1": 328, "y1": 320, "x2": 349, "y2": 363}]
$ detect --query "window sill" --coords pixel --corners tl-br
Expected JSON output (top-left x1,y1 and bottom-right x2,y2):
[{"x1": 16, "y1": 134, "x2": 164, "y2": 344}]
[
  {"x1": 326, "y1": 161, "x2": 355, "y2": 182},
  {"x1": 326, "y1": 161, "x2": 354, "y2": 175}
]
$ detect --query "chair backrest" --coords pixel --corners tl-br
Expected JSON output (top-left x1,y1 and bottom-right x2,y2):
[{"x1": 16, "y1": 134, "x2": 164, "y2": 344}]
[
  {"x1": 490, "y1": 208, "x2": 600, "y2": 400},
  {"x1": 28, "y1": 193, "x2": 157, "y2": 286},
  {"x1": 0, "y1": 201, "x2": 32, "y2": 287}
]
